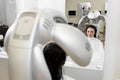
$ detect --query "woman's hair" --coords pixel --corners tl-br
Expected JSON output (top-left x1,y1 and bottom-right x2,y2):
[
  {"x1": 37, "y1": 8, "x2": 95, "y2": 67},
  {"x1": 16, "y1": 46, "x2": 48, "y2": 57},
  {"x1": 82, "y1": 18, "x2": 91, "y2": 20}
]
[
  {"x1": 85, "y1": 25, "x2": 97, "y2": 37},
  {"x1": 43, "y1": 42, "x2": 66, "y2": 80}
]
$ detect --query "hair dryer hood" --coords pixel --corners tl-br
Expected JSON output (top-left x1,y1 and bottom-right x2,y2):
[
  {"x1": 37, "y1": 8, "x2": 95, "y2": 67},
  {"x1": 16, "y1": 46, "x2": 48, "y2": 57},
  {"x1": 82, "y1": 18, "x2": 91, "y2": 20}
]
[
  {"x1": 4, "y1": 9, "x2": 92, "y2": 80},
  {"x1": 51, "y1": 23, "x2": 92, "y2": 66},
  {"x1": 88, "y1": 10, "x2": 100, "y2": 19}
]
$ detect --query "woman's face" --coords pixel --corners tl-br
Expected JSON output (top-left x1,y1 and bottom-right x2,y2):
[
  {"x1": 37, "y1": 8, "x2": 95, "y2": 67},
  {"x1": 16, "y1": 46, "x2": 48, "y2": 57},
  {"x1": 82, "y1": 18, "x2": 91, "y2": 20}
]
[{"x1": 87, "y1": 27, "x2": 95, "y2": 38}]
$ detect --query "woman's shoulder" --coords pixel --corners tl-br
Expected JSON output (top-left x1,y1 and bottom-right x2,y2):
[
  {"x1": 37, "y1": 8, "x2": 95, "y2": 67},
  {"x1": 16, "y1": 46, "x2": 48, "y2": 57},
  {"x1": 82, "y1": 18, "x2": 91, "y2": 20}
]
[
  {"x1": 95, "y1": 38, "x2": 104, "y2": 47},
  {"x1": 94, "y1": 38, "x2": 102, "y2": 42},
  {"x1": 87, "y1": 37, "x2": 102, "y2": 44}
]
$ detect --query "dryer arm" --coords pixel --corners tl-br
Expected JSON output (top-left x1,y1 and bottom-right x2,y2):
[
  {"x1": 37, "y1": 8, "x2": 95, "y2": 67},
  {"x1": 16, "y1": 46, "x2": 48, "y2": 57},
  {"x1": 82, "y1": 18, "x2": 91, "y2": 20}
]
[{"x1": 51, "y1": 23, "x2": 92, "y2": 66}]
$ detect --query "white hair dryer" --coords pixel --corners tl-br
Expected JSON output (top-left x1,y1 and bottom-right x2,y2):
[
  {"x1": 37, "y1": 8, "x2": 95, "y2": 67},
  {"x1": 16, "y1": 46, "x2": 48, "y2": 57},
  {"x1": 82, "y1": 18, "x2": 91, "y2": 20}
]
[{"x1": 4, "y1": 9, "x2": 92, "y2": 80}]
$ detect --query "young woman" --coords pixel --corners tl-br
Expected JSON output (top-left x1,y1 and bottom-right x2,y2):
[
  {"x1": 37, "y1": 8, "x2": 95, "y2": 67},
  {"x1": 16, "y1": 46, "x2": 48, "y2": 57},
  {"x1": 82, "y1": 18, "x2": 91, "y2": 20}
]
[{"x1": 85, "y1": 25, "x2": 104, "y2": 69}]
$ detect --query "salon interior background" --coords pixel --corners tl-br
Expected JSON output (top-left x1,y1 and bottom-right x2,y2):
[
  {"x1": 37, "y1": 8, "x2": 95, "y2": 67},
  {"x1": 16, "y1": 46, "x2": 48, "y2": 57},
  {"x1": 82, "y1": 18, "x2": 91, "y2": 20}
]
[{"x1": 0, "y1": 0, "x2": 106, "y2": 27}]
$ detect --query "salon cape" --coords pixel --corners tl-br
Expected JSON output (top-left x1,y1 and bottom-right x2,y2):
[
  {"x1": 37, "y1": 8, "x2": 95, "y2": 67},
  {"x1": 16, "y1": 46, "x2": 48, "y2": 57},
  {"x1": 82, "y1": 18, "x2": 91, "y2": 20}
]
[{"x1": 87, "y1": 37, "x2": 104, "y2": 69}]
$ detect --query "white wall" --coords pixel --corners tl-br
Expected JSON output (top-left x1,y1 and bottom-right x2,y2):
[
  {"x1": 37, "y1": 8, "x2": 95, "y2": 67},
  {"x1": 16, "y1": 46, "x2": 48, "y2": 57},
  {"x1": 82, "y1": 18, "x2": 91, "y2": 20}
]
[
  {"x1": 0, "y1": 0, "x2": 17, "y2": 26},
  {"x1": 0, "y1": 0, "x2": 7, "y2": 25},
  {"x1": 38, "y1": 0, "x2": 65, "y2": 15},
  {"x1": 15, "y1": 0, "x2": 65, "y2": 15},
  {"x1": 4, "y1": 0, "x2": 65, "y2": 26},
  {"x1": 6, "y1": 0, "x2": 16, "y2": 26},
  {"x1": 15, "y1": 0, "x2": 25, "y2": 15},
  {"x1": 15, "y1": 0, "x2": 38, "y2": 15},
  {"x1": 103, "y1": 0, "x2": 120, "y2": 80}
]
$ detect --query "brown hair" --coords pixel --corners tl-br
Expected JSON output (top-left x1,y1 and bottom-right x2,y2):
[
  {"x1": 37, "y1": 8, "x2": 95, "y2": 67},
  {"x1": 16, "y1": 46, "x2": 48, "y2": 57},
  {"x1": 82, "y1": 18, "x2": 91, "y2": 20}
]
[{"x1": 43, "y1": 42, "x2": 66, "y2": 80}]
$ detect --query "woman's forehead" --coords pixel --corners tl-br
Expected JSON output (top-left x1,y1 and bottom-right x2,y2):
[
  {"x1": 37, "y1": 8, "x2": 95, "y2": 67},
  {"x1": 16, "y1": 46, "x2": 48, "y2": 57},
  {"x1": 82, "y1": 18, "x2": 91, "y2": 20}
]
[{"x1": 87, "y1": 27, "x2": 95, "y2": 31}]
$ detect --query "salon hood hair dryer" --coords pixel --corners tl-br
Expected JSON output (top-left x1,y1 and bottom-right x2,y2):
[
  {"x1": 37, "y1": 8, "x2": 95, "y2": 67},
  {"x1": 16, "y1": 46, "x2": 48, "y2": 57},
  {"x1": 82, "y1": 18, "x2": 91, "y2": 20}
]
[
  {"x1": 4, "y1": 9, "x2": 92, "y2": 80},
  {"x1": 78, "y1": 10, "x2": 106, "y2": 37}
]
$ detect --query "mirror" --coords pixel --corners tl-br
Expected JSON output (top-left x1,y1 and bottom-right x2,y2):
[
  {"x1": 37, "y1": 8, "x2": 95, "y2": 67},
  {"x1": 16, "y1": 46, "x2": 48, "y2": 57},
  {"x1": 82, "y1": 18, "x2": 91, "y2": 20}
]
[{"x1": 64, "y1": 0, "x2": 106, "y2": 80}]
